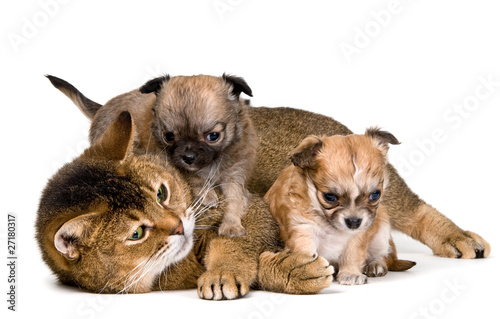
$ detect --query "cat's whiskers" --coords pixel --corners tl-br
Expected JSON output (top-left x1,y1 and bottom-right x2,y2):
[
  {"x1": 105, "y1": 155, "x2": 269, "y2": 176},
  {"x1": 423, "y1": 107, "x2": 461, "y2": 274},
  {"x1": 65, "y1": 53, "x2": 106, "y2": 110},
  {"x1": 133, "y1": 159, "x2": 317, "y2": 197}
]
[
  {"x1": 189, "y1": 162, "x2": 221, "y2": 210},
  {"x1": 102, "y1": 258, "x2": 148, "y2": 294},
  {"x1": 118, "y1": 242, "x2": 172, "y2": 294}
]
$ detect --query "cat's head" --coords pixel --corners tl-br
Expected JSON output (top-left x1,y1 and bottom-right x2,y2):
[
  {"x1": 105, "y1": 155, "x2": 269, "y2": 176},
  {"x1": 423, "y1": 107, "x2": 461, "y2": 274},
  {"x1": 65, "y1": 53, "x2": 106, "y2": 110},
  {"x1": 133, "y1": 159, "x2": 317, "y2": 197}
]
[{"x1": 36, "y1": 112, "x2": 195, "y2": 293}]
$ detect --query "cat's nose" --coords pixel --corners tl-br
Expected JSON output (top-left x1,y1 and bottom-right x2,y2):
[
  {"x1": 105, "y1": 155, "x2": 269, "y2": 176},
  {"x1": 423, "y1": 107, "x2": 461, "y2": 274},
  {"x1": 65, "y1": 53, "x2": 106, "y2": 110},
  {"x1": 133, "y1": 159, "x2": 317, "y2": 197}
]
[{"x1": 172, "y1": 220, "x2": 184, "y2": 235}]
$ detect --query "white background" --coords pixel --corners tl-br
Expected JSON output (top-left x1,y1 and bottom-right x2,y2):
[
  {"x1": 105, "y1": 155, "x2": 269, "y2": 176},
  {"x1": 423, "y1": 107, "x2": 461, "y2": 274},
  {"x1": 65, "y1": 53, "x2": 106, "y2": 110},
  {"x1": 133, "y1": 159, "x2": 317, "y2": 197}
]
[{"x1": 1, "y1": 0, "x2": 499, "y2": 318}]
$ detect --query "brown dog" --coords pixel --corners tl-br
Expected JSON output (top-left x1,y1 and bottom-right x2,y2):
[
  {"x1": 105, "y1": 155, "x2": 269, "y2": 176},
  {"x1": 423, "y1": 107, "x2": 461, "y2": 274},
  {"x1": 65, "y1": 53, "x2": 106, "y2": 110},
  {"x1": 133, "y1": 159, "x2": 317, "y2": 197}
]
[
  {"x1": 46, "y1": 74, "x2": 491, "y2": 260},
  {"x1": 265, "y1": 129, "x2": 415, "y2": 285}
]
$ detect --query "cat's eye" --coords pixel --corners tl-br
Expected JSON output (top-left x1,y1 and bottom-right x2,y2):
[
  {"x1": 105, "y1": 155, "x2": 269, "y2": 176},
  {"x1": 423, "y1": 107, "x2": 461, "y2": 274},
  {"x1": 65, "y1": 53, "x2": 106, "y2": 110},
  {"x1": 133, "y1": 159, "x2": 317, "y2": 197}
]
[
  {"x1": 206, "y1": 132, "x2": 220, "y2": 143},
  {"x1": 369, "y1": 190, "x2": 381, "y2": 202},
  {"x1": 157, "y1": 184, "x2": 168, "y2": 204},
  {"x1": 128, "y1": 226, "x2": 144, "y2": 241}
]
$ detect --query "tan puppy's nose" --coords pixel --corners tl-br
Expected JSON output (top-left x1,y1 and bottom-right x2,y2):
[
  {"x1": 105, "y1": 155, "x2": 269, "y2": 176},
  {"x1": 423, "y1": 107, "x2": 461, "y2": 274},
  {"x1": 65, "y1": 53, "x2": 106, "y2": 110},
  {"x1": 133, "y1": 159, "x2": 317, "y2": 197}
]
[{"x1": 345, "y1": 218, "x2": 362, "y2": 230}]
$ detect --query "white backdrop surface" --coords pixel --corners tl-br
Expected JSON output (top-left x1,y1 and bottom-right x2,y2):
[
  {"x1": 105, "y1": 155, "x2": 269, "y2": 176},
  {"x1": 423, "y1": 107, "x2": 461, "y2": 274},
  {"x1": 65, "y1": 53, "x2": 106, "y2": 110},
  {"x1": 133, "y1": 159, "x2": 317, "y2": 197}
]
[{"x1": 1, "y1": 1, "x2": 499, "y2": 318}]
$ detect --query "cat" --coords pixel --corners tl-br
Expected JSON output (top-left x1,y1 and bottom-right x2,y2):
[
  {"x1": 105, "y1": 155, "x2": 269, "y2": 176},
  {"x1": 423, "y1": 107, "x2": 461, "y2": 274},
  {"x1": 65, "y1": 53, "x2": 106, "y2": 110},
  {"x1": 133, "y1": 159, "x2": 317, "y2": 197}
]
[{"x1": 36, "y1": 112, "x2": 334, "y2": 298}]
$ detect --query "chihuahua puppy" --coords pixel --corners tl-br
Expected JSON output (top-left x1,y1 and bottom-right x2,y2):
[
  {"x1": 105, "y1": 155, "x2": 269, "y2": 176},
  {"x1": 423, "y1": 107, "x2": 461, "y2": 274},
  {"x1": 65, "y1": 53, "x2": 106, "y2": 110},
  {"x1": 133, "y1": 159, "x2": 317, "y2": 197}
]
[
  {"x1": 265, "y1": 128, "x2": 415, "y2": 285},
  {"x1": 139, "y1": 74, "x2": 258, "y2": 237}
]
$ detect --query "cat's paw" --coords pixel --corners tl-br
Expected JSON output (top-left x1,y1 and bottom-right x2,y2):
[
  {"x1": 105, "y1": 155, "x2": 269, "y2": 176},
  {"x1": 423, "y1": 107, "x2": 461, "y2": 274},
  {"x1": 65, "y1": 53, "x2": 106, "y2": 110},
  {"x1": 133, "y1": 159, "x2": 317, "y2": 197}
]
[
  {"x1": 433, "y1": 230, "x2": 491, "y2": 259},
  {"x1": 337, "y1": 271, "x2": 367, "y2": 285},
  {"x1": 258, "y1": 250, "x2": 333, "y2": 294},
  {"x1": 197, "y1": 270, "x2": 249, "y2": 300},
  {"x1": 218, "y1": 221, "x2": 247, "y2": 237},
  {"x1": 363, "y1": 260, "x2": 388, "y2": 277}
]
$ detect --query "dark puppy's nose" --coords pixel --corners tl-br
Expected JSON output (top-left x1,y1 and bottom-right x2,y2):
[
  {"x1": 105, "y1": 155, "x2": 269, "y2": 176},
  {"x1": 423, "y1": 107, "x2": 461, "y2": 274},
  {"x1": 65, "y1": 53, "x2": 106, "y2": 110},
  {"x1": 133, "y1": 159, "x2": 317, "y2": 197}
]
[
  {"x1": 345, "y1": 218, "x2": 362, "y2": 230},
  {"x1": 182, "y1": 152, "x2": 196, "y2": 165}
]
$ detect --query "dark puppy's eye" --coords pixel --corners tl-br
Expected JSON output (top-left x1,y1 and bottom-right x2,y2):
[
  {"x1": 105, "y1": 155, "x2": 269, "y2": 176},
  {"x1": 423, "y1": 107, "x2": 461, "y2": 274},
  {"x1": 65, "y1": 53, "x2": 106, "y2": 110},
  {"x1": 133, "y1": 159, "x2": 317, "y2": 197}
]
[
  {"x1": 128, "y1": 226, "x2": 144, "y2": 241},
  {"x1": 369, "y1": 190, "x2": 381, "y2": 202},
  {"x1": 164, "y1": 132, "x2": 175, "y2": 143},
  {"x1": 323, "y1": 193, "x2": 338, "y2": 204},
  {"x1": 157, "y1": 184, "x2": 167, "y2": 204},
  {"x1": 206, "y1": 132, "x2": 220, "y2": 142}
]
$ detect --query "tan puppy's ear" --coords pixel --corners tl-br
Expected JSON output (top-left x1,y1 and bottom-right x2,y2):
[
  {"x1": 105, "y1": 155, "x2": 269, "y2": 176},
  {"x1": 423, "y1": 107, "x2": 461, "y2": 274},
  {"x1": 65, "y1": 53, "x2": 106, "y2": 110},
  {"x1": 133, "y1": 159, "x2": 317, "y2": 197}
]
[
  {"x1": 140, "y1": 75, "x2": 170, "y2": 95},
  {"x1": 290, "y1": 135, "x2": 323, "y2": 169},
  {"x1": 365, "y1": 127, "x2": 400, "y2": 155},
  {"x1": 83, "y1": 111, "x2": 134, "y2": 162},
  {"x1": 222, "y1": 73, "x2": 253, "y2": 97},
  {"x1": 54, "y1": 212, "x2": 101, "y2": 261}
]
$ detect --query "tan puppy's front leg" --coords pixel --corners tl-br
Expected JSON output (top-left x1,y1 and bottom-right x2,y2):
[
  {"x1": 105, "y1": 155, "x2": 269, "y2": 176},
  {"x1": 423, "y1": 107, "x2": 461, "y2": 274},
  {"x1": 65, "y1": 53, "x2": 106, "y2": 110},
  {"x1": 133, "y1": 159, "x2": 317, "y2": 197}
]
[{"x1": 337, "y1": 234, "x2": 369, "y2": 285}]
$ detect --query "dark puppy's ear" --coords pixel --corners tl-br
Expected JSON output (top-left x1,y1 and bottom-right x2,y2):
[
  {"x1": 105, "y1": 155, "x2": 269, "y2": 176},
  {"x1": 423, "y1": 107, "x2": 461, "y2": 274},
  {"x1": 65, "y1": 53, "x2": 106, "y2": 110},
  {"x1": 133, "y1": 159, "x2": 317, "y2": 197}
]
[
  {"x1": 290, "y1": 135, "x2": 323, "y2": 169},
  {"x1": 140, "y1": 75, "x2": 170, "y2": 95},
  {"x1": 365, "y1": 127, "x2": 400, "y2": 155},
  {"x1": 223, "y1": 73, "x2": 253, "y2": 97}
]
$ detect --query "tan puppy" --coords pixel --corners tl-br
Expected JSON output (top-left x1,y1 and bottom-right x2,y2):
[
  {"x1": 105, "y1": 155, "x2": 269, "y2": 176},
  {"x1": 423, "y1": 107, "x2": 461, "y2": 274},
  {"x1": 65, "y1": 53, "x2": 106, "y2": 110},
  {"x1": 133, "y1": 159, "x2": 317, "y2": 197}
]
[{"x1": 265, "y1": 128, "x2": 415, "y2": 285}]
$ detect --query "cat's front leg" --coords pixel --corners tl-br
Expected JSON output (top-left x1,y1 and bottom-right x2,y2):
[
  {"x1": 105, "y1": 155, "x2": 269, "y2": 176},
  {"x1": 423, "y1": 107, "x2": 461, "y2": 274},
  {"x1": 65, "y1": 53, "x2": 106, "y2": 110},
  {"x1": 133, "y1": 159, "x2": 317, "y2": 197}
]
[
  {"x1": 197, "y1": 238, "x2": 257, "y2": 300},
  {"x1": 257, "y1": 250, "x2": 333, "y2": 294}
]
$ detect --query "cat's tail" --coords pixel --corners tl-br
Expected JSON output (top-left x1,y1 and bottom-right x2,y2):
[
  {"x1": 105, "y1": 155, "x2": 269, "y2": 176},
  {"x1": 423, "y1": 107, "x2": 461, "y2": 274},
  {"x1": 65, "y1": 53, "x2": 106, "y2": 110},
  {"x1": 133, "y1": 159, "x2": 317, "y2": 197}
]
[
  {"x1": 386, "y1": 238, "x2": 416, "y2": 272},
  {"x1": 45, "y1": 75, "x2": 102, "y2": 119},
  {"x1": 388, "y1": 259, "x2": 416, "y2": 272}
]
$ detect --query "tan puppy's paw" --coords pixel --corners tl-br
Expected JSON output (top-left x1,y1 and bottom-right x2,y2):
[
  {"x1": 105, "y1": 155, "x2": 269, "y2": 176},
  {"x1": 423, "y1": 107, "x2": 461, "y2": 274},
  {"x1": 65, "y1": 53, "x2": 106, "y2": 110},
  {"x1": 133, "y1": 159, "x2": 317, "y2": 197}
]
[
  {"x1": 434, "y1": 230, "x2": 491, "y2": 259},
  {"x1": 363, "y1": 260, "x2": 388, "y2": 277},
  {"x1": 337, "y1": 271, "x2": 367, "y2": 285},
  {"x1": 197, "y1": 270, "x2": 250, "y2": 300},
  {"x1": 258, "y1": 250, "x2": 333, "y2": 294},
  {"x1": 218, "y1": 223, "x2": 247, "y2": 237}
]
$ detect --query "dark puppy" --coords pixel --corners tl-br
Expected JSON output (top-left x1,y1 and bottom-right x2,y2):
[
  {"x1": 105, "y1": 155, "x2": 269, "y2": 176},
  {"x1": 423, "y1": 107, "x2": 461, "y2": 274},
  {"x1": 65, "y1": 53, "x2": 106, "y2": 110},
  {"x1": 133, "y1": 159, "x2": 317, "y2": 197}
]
[{"x1": 139, "y1": 74, "x2": 257, "y2": 237}]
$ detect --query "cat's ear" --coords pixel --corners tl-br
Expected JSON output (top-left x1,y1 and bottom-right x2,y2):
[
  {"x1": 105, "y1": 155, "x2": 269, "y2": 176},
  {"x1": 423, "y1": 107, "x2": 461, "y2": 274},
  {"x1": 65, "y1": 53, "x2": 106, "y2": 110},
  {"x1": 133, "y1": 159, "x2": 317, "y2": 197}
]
[
  {"x1": 84, "y1": 111, "x2": 134, "y2": 161},
  {"x1": 54, "y1": 212, "x2": 101, "y2": 261}
]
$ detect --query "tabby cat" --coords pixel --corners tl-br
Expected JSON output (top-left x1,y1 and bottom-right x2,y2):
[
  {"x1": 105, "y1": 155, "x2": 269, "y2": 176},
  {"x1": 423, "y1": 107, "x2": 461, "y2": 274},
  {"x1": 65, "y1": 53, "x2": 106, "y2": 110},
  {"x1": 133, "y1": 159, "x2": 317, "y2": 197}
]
[{"x1": 36, "y1": 112, "x2": 334, "y2": 298}]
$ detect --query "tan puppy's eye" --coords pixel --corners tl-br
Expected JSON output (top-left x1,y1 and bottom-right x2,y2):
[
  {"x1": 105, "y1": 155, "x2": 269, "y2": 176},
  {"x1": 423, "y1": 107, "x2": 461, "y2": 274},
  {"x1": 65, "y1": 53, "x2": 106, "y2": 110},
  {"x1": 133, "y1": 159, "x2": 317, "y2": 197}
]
[
  {"x1": 323, "y1": 193, "x2": 339, "y2": 205},
  {"x1": 369, "y1": 190, "x2": 381, "y2": 202}
]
